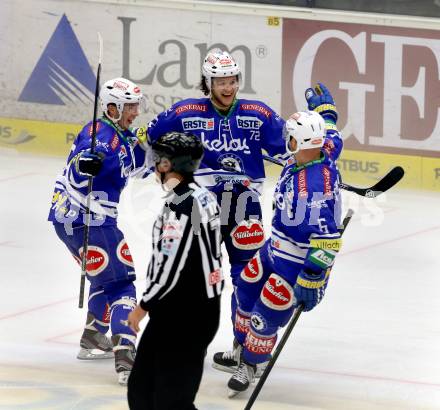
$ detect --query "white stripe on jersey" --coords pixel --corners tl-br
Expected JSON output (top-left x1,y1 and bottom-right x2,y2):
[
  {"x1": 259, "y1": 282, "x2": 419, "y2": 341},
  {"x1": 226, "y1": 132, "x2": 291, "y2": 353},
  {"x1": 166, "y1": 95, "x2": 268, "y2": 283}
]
[
  {"x1": 271, "y1": 249, "x2": 305, "y2": 264},
  {"x1": 271, "y1": 227, "x2": 310, "y2": 249},
  {"x1": 270, "y1": 233, "x2": 308, "y2": 259}
]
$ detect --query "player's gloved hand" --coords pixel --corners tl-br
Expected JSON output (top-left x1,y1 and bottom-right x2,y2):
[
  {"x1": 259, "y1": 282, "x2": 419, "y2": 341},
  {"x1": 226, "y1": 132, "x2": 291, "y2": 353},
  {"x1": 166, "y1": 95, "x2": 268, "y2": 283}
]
[
  {"x1": 133, "y1": 126, "x2": 148, "y2": 144},
  {"x1": 305, "y1": 82, "x2": 338, "y2": 124},
  {"x1": 293, "y1": 269, "x2": 328, "y2": 312},
  {"x1": 77, "y1": 151, "x2": 104, "y2": 177}
]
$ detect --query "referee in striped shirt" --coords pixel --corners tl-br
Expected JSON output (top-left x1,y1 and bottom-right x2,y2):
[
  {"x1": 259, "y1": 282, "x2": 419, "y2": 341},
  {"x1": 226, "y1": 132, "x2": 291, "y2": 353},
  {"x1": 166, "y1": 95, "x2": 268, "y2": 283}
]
[{"x1": 127, "y1": 132, "x2": 223, "y2": 410}]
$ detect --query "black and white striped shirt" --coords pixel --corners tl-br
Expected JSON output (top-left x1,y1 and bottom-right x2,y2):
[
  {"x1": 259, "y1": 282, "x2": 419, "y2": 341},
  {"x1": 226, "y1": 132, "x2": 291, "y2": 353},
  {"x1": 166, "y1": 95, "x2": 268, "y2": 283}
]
[{"x1": 140, "y1": 180, "x2": 224, "y2": 313}]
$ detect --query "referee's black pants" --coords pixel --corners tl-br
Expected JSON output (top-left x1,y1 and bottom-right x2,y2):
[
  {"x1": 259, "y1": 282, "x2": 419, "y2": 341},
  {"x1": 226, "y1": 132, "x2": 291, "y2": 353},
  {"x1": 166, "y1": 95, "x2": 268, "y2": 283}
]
[{"x1": 127, "y1": 297, "x2": 220, "y2": 410}]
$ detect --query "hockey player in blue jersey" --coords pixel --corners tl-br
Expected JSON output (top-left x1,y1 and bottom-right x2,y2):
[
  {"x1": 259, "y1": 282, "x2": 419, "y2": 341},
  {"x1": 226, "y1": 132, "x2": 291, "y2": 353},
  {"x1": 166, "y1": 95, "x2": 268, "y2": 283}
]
[
  {"x1": 48, "y1": 77, "x2": 150, "y2": 385},
  {"x1": 213, "y1": 84, "x2": 344, "y2": 396},
  {"x1": 145, "y1": 49, "x2": 287, "y2": 344}
]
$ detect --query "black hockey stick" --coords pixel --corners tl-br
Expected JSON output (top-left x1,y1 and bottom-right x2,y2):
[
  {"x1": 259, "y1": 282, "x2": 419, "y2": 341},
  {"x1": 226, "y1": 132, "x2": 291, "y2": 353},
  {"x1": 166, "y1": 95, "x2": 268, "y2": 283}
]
[
  {"x1": 79, "y1": 33, "x2": 103, "y2": 309},
  {"x1": 263, "y1": 154, "x2": 405, "y2": 198},
  {"x1": 244, "y1": 209, "x2": 354, "y2": 410}
]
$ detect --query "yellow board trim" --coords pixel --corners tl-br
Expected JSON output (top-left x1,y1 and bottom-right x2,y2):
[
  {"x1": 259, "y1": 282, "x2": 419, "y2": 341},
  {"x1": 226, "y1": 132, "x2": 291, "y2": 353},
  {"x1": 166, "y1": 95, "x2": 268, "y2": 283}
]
[{"x1": 0, "y1": 117, "x2": 81, "y2": 157}]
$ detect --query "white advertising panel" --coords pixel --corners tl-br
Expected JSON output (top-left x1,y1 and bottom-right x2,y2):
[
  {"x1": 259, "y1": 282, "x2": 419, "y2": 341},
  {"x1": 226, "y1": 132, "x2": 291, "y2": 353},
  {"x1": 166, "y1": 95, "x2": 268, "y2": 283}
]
[{"x1": 0, "y1": 0, "x2": 282, "y2": 124}]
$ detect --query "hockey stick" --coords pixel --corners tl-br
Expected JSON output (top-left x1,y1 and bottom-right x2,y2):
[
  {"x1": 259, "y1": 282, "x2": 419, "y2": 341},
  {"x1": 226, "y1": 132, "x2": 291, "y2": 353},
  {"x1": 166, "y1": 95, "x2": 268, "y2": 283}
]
[
  {"x1": 244, "y1": 209, "x2": 354, "y2": 410},
  {"x1": 263, "y1": 154, "x2": 404, "y2": 198},
  {"x1": 79, "y1": 32, "x2": 103, "y2": 309}
]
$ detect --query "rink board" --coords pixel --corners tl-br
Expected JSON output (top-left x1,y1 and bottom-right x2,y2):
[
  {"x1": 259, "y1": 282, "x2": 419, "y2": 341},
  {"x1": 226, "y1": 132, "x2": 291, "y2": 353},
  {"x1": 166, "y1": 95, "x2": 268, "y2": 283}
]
[{"x1": 1, "y1": 116, "x2": 438, "y2": 192}]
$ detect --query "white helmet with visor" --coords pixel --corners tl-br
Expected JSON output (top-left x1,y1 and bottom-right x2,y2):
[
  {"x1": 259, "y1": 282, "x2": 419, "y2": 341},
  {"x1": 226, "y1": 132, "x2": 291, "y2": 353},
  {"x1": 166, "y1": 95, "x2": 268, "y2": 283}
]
[
  {"x1": 100, "y1": 77, "x2": 145, "y2": 122},
  {"x1": 201, "y1": 50, "x2": 241, "y2": 90},
  {"x1": 283, "y1": 111, "x2": 326, "y2": 155}
]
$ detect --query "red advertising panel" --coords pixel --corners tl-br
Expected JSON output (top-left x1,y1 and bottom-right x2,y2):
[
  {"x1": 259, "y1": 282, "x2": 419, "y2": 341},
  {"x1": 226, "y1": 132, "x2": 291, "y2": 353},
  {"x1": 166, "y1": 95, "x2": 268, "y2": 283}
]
[{"x1": 282, "y1": 19, "x2": 440, "y2": 158}]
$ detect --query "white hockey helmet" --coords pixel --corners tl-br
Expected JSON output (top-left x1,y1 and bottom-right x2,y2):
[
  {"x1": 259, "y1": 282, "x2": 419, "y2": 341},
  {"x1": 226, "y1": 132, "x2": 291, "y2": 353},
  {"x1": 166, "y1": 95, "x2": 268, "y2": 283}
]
[
  {"x1": 201, "y1": 49, "x2": 241, "y2": 90},
  {"x1": 100, "y1": 77, "x2": 145, "y2": 122},
  {"x1": 283, "y1": 111, "x2": 325, "y2": 155}
]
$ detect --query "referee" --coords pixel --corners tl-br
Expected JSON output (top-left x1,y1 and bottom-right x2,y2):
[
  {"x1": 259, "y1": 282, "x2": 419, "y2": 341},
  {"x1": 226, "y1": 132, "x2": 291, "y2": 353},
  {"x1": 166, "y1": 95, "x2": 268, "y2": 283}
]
[{"x1": 127, "y1": 132, "x2": 223, "y2": 410}]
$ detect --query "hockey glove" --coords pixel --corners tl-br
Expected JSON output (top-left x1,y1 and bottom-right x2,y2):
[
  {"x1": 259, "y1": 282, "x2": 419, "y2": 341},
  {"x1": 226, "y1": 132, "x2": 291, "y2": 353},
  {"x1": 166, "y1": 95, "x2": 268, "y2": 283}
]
[
  {"x1": 77, "y1": 151, "x2": 104, "y2": 177},
  {"x1": 305, "y1": 82, "x2": 338, "y2": 124},
  {"x1": 293, "y1": 269, "x2": 328, "y2": 312}
]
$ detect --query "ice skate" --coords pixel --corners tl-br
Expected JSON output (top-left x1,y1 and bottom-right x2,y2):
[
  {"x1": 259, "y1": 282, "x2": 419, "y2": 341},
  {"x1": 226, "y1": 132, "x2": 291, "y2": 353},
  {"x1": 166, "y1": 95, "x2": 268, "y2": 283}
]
[
  {"x1": 112, "y1": 335, "x2": 136, "y2": 386},
  {"x1": 213, "y1": 341, "x2": 268, "y2": 378},
  {"x1": 77, "y1": 327, "x2": 114, "y2": 360},
  {"x1": 227, "y1": 359, "x2": 256, "y2": 398},
  {"x1": 212, "y1": 340, "x2": 242, "y2": 374}
]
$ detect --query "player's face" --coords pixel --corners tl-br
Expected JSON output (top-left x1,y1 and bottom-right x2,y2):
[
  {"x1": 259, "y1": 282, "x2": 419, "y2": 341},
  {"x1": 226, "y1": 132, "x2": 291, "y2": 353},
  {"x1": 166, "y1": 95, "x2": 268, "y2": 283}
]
[
  {"x1": 118, "y1": 103, "x2": 140, "y2": 130},
  {"x1": 211, "y1": 76, "x2": 239, "y2": 110}
]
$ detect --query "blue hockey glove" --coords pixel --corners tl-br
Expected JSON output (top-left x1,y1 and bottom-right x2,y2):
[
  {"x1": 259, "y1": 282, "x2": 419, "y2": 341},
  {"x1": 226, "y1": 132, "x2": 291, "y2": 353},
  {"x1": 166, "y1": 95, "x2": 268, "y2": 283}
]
[
  {"x1": 304, "y1": 82, "x2": 338, "y2": 124},
  {"x1": 77, "y1": 151, "x2": 104, "y2": 177},
  {"x1": 293, "y1": 269, "x2": 328, "y2": 312}
]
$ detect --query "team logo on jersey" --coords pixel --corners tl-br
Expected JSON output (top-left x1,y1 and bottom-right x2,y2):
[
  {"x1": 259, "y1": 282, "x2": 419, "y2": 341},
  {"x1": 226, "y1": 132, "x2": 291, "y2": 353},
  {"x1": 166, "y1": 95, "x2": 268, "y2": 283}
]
[
  {"x1": 79, "y1": 246, "x2": 109, "y2": 276},
  {"x1": 236, "y1": 116, "x2": 263, "y2": 130},
  {"x1": 245, "y1": 330, "x2": 276, "y2": 355},
  {"x1": 181, "y1": 117, "x2": 214, "y2": 131},
  {"x1": 261, "y1": 273, "x2": 295, "y2": 311},
  {"x1": 241, "y1": 253, "x2": 264, "y2": 283},
  {"x1": 250, "y1": 312, "x2": 267, "y2": 331},
  {"x1": 116, "y1": 240, "x2": 134, "y2": 267},
  {"x1": 231, "y1": 219, "x2": 264, "y2": 250},
  {"x1": 19, "y1": 14, "x2": 95, "y2": 105},
  {"x1": 218, "y1": 154, "x2": 243, "y2": 172}
]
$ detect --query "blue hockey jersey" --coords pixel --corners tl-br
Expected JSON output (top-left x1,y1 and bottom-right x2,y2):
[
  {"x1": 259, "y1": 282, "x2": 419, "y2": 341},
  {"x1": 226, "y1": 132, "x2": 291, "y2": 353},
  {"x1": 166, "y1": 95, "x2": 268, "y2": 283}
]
[
  {"x1": 48, "y1": 118, "x2": 150, "y2": 227},
  {"x1": 270, "y1": 127, "x2": 344, "y2": 273},
  {"x1": 146, "y1": 98, "x2": 287, "y2": 194}
]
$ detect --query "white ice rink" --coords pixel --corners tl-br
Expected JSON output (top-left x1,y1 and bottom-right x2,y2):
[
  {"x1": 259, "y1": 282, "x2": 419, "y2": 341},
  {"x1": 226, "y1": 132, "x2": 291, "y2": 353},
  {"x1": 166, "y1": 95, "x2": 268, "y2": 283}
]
[{"x1": 1, "y1": 151, "x2": 440, "y2": 410}]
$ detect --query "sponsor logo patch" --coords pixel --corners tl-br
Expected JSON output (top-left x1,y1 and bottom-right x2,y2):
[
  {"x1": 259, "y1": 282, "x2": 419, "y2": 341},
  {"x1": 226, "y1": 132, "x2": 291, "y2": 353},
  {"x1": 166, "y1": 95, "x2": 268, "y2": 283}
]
[
  {"x1": 175, "y1": 104, "x2": 207, "y2": 115},
  {"x1": 310, "y1": 238, "x2": 342, "y2": 252},
  {"x1": 182, "y1": 117, "x2": 214, "y2": 131},
  {"x1": 236, "y1": 116, "x2": 263, "y2": 130},
  {"x1": 103, "y1": 303, "x2": 111, "y2": 324},
  {"x1": 241, "y1": 253, "x2": 264, "y2": 283},
  {"x1": 231, "y1": 219, "x2": 265, "y2": 250},
  {"x1": 261, "y1": 273, "x2": 295, "y2": 311},
  {"x1": 79, "y1": 245, "x2": 109, "y2": 276},
  {"x1": 209, "y1": 268, "x2": 223, "y2": 285},
  {"x1": 110, "y1": 134, "x2": 119, "y2": 151},
  {"x1": 116, "y1": 240, "x2": 134, "y2": 267},
  {"x1": 234, "y1": 310, "x2": 251, "y2": 334},
  {"x1": 245, "y1": 330, "x2": 276, "y2": 355},
  {"x1": 322, "y1": 166, "x2": 332, "y2": 197},
  {"x1": 309, "y1": 249, "x2": 335, "y2": 268},
  {"x1": 298, "y1": 169, "x2": 308, "y2": 198},
  {"x1": 239, "y1": 104, "x2": 271, "y2": 118}
]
